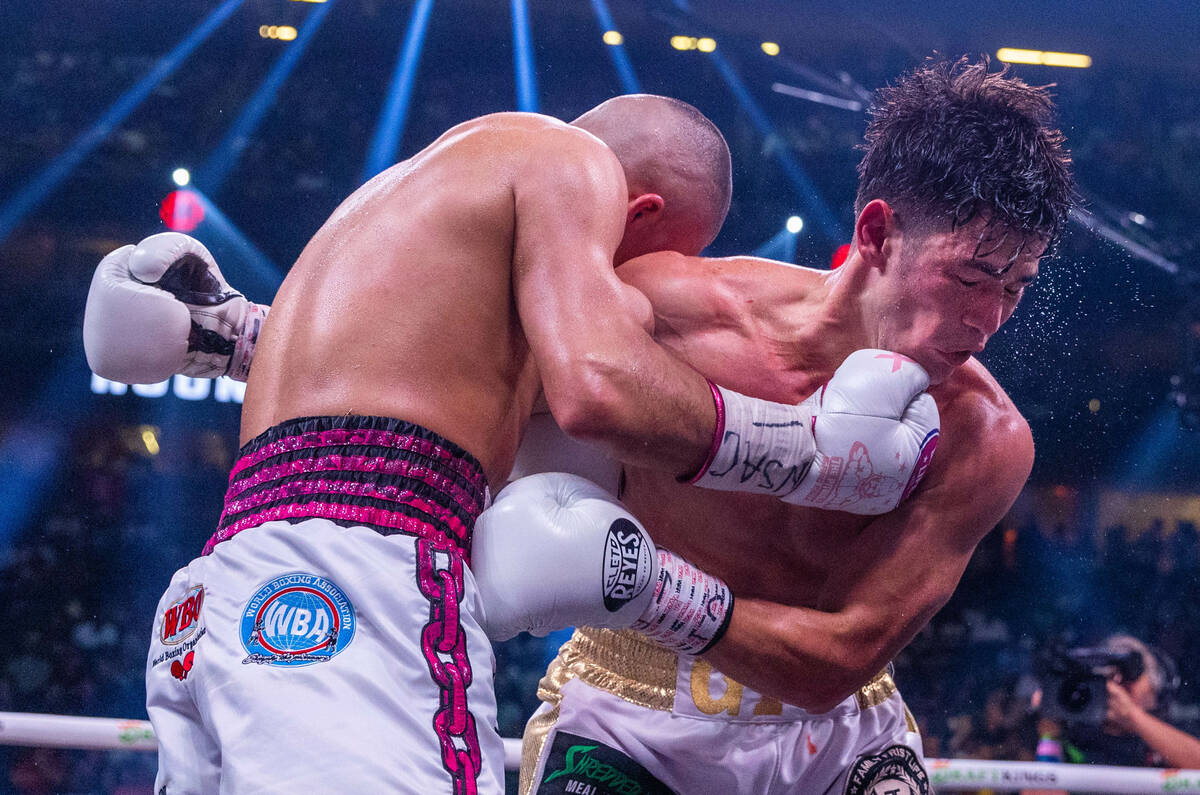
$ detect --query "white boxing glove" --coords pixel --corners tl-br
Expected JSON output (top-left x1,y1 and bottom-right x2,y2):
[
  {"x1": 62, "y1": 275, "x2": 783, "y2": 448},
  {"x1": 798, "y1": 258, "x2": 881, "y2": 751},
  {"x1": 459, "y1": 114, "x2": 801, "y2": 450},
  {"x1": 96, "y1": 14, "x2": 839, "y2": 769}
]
[
  {"x1": 472, "y1": 473, "x2": 734, "y2": 655},
  {"x1": 83, "y1": 232, "x2": 268, "y2": 383},
  {"x1": 792, "y1": 349, "x2": 939, "y2": 513},
  {"x1": 691, "y1": 349, "x2": 939, "y2": 515}
]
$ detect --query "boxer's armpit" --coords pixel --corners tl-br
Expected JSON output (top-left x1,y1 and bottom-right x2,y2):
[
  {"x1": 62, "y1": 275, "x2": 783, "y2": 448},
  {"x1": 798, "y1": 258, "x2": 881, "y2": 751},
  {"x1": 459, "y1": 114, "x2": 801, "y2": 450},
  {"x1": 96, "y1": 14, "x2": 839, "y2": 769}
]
[{"x1": 510, "y1": 412, "x2": 621, "y2": 495}]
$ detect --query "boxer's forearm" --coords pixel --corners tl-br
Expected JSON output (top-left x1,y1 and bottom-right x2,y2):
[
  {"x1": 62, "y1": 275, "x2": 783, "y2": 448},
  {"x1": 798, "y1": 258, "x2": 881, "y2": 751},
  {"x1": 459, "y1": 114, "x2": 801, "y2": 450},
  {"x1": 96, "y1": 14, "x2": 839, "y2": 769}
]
[
  {"x1": 540, "y1": 337, "x2": 716, "y2": 477},
  {"x1": 701, "y1": 597, "x2": 926, "y2": 713}
]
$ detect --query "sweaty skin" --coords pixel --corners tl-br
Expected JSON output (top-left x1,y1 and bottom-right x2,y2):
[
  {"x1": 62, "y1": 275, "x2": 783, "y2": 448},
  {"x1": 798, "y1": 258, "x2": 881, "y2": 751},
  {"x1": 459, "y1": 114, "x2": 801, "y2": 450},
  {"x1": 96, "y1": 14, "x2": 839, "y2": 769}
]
[
  {"x1": 242, "y1": 112, "x2": 713, "y2": 487},
  {"x1": 612, "y1": 210, "x2": 1039, "y2": 712}
]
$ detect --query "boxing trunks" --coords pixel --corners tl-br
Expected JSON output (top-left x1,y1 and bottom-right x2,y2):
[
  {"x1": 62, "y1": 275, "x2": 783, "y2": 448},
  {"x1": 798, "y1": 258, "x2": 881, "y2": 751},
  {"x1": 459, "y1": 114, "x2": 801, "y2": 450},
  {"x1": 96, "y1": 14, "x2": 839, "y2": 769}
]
[
  {"x1": 146, "y1": 416, "x2": 502, "y2": 795},
  {"x1": 521, "y1": 628, "x2": 929, "y2": 795}
]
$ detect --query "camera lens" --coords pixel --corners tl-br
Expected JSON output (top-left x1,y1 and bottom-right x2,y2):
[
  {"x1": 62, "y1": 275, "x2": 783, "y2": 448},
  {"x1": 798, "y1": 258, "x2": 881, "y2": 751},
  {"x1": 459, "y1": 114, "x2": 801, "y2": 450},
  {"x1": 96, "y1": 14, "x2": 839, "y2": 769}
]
[{"x1": 1060, "y1": 678, "x2": 1093, "y2": 712}]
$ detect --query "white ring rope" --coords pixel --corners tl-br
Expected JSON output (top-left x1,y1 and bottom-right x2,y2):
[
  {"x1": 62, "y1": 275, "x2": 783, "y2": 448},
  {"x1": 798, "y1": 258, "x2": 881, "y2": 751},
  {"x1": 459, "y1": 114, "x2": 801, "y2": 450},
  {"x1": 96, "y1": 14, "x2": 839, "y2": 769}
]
[
  {"x1": 928, "y1": 757, "x2": 1200, "y2": 792},
  {"x1": 3, "y1": 711, "x2": 1200, "y2": 793},
  {"x1": 0, "y1": 711, "x2": 157, "y2": 752}
]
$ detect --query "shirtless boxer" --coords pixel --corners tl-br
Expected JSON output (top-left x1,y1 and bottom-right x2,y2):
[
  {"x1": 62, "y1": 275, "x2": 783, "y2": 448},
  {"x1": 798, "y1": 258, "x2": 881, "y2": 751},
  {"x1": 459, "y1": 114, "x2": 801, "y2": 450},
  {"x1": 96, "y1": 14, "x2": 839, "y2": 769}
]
[
  {"x1": 84, "y1": 96, "x2": 935, "y2": 793},
  {"x1": 469, "y1": 59, "x2": 1075, "y2": 794}
]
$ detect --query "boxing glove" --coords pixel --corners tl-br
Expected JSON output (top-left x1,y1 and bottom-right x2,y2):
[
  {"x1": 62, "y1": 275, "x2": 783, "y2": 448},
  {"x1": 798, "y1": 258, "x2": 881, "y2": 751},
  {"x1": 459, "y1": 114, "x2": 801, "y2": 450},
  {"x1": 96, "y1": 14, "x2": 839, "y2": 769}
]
[
  {"x1": 83, "y1": 233, "x2": 268, "y2": 383},
  {"x1": 692, "y1": 349, "x2": 939, "y2": 515},
  {"x1": 472, "y1": 473, "x2": 733, "y2": 655}
]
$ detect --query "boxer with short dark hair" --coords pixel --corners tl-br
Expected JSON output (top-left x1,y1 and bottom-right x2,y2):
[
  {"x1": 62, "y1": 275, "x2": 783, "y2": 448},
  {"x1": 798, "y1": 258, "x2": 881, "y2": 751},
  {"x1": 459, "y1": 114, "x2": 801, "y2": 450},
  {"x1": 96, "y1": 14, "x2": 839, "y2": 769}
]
[
  {"x1": 471, "y1": 58, "x2": 1075, "y2": 795},
  {"x1": 87, "y1": 95, "x2": 937, "y2": 793}
]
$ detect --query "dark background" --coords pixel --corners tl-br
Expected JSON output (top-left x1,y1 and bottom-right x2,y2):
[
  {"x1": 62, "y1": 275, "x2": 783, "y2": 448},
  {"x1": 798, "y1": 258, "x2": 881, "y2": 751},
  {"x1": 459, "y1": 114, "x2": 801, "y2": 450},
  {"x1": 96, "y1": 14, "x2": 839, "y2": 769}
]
[{"x1": 0, "y1": 1, "x2": 1197, "y2": 791}]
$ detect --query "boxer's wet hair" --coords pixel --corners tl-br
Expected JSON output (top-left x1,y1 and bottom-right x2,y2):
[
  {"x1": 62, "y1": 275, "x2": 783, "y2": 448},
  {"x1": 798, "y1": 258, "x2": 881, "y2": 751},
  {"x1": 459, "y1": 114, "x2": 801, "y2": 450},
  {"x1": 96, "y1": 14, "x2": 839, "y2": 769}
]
[
  {"x1": 855, "y1": 57, "x2": 1075, "y2": 258},
  {"x1": 574, "y1": 95, "x2": 732, "y2": 251}
]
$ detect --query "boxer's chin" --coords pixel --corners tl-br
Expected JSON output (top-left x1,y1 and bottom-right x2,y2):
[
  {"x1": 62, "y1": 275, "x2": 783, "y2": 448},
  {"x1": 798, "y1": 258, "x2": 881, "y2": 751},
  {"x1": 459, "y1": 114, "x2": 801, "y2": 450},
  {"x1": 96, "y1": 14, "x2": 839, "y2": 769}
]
[{"x1": 915, "y1": 351, "x2": 956, "y2": 386}]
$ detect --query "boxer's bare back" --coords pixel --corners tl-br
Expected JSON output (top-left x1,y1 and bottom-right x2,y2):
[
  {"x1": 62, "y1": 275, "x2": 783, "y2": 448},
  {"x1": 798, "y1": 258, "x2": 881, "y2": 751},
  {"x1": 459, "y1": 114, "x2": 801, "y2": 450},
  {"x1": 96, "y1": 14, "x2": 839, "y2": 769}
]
[
  {"x1": 242, "y1": 112, "x2": 676, "y2": 486},
  {"x1": 613, "y1": 223, "x2": 1039, "y2": 710}
]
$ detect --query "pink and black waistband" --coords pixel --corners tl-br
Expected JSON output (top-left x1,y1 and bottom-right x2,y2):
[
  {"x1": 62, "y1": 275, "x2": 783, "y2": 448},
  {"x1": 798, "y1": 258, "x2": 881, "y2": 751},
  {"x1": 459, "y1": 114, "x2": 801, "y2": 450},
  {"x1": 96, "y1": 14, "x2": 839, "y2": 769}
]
[{"x1": 204, "y1": 415, "x2": 488, "y2": 557}]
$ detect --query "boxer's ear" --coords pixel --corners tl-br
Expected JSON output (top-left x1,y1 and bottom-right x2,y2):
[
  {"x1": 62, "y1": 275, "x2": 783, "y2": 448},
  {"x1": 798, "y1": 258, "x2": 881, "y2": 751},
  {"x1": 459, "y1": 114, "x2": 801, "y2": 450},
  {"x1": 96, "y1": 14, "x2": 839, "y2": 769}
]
[
  {"x1": 626, "y1": 194, "x2": 664, "y2": 224},
  {"x1": 854, "y1": 199, "x2": 898, "y2": 271}
]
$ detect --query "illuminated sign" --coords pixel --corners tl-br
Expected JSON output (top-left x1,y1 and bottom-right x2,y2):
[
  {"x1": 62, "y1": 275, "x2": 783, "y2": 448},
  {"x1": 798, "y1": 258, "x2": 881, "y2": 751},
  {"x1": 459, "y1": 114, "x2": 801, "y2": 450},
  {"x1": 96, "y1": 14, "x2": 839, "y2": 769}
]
[{"x1": 90, "y1": 374, "x2": 245, "y2": 404}]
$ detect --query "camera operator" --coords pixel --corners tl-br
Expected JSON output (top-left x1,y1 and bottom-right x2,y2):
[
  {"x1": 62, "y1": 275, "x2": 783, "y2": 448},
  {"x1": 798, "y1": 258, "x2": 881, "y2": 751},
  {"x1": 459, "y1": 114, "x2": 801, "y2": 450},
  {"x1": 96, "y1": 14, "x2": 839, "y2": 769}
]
[
  {"x1": 1090, "y1": 635, "x2": 1200, "y2": 768},
  {"x1": 1036, "y1": 635, "x2": 1199, "y2": 769},
  {"x1": 1021, "y1": 636, "x2": 1198, "y2": 795}
]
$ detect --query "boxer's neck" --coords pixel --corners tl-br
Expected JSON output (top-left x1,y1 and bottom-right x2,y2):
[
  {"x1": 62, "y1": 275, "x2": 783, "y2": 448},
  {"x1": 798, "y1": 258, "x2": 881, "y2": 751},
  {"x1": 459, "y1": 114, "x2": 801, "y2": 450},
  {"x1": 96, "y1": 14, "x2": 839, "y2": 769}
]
[{"x1": 763, "y1": 264, "x2": 876, "y2": 387}]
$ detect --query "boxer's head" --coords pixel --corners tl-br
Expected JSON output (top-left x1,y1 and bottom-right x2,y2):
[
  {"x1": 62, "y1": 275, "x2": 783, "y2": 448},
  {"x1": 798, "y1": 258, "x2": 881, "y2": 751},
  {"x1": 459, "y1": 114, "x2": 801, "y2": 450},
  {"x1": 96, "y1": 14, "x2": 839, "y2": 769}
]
[
  {"x1": 848, "y1": 58, "x2": 1075, "y2": 383},
  {"x1": 573, "y1": 95, "x2": 732, "y2": 262}
]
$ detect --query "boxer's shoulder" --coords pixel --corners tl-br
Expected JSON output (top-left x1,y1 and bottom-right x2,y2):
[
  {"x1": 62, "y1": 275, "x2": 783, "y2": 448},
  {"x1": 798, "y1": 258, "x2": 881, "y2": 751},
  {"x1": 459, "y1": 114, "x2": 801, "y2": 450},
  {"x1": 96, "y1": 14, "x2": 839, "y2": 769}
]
[
  {"x1": 468, "y1": 115, "x2": 628, "y2": 212},
  {"x1": 936, "y1": 358, "x2": 1022, "y2": 422},
  {"x1": 441, "y1": 110, "x2": 574, "y2": 139},
  {"x1": 430, "y1": 112, "x2": 621, "y2": 177},
  {"x1": 482, "y1": 111, "x2": 622, "y2": 165},
  {"x1": 618, "y1": 254, "x2": 822, "y2": 328},
  {"x1": 933, "y1": 358, "x2": 1033, "y2": 475}
]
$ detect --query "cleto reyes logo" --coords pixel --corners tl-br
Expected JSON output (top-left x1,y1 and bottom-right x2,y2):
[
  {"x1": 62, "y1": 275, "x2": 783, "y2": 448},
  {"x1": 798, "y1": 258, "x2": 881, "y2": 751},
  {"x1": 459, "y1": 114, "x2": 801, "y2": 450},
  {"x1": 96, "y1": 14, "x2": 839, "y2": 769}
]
[
  {"x1": 161, "y1": 585, "x2": 205, "y2": 645},
  {"x1": 602, "y1": 518, "x2": 652, "y2": 612}
]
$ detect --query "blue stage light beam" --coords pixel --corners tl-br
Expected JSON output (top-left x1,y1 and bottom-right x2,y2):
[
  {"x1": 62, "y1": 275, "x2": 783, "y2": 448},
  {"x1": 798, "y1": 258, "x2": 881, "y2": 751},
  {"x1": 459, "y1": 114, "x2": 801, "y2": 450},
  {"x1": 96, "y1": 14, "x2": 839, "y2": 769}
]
[
  {"x1": 187, "y1": 189, "x2": 286, "y2": 298},
  {"x1": 200, "y1": 0, "x2": 338, "y2": 196},
  {"x1": 707, "y1": 50, "x2": 847, "y2": 246},
  {"x1": 0, "y1": 0, "x2": 246, "y2": 246},
  {"x1": 511, "y1": 0, "x2": 539, "y2": 112},
  {"x1": 588, "y1": 0, "x2": 641, "y2": 94},
  {"x1": 361, "y1": 0, "x2": 436, "y2": 183},
  {"x1": 1113, "y1": 404, "x2": 1185, "y2": 489},
  {"x1": 0, "y1": 340, "x2": 92, "y2": 550},
  {"x1": 752, "y1": 225, "x2": 798, "y2": 264}
]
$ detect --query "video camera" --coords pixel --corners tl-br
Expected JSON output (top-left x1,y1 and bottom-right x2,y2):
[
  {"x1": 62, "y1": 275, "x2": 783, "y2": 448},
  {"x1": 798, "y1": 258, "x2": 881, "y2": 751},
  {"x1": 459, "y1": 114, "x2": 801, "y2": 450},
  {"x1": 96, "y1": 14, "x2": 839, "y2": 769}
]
[{"x1": 1037, "y1": 647, "x2": 1145, "y2": 725}]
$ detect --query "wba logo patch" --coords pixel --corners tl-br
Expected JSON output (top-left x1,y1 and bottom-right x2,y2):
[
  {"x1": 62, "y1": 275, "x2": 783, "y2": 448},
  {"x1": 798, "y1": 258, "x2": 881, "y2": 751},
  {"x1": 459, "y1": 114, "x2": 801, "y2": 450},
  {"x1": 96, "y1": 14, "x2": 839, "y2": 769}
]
[{"x1": 240, "y1": 572, "x2": 356, "y2": 667}]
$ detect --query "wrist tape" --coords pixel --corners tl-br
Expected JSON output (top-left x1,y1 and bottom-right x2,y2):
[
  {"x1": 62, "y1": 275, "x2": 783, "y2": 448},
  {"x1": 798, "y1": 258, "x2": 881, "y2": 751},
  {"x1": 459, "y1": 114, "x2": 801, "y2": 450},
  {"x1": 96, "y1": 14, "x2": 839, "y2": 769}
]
[
  {"x1": 632, "y1": 549, "x2": 734, "y2": 655},
  {"x1": 228, "y1": 302, "x2": 269, "y2": 382},
  {"x1": 688, "y1": 383, "x2": 815, "y2": 499}
]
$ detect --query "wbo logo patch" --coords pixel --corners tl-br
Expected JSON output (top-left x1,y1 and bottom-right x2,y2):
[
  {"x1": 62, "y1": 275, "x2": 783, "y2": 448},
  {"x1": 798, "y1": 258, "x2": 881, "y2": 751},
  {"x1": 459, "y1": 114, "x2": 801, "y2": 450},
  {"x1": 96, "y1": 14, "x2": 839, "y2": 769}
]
[
  {"x1": 161, "y1": 585, "x2": 205, "y2": 645},
  {"x1": 240, "y1": 572, "x2": 355, "y2": 667}
]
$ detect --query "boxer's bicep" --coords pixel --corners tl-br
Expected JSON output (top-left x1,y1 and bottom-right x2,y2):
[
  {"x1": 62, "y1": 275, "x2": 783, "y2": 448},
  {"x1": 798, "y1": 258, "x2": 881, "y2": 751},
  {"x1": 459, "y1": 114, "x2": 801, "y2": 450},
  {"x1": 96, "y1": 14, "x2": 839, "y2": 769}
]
[
  {"x1": 702, "y1": 410, "x2": 1033, "y2": 711},
  {"x1": 814, "y1": 411, "x2": 1034, "y2": 671},
  {"x1": 510, "y1": 143, "x2": 644, "y2": 400},
  {"x1": 507, "y1": 140, "x2": 717, "y2": 476}
]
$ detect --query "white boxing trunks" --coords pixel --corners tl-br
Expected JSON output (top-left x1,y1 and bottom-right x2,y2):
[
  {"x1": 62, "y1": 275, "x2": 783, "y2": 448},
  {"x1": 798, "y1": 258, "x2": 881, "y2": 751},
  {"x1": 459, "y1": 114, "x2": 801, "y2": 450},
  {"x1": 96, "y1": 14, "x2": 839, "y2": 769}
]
[
  {"x1": 521, "y1": 628, "x2": 928, "y2": 795},
  {"x1": 145, "y1": 416, "x2": 503, "y2": 795}
]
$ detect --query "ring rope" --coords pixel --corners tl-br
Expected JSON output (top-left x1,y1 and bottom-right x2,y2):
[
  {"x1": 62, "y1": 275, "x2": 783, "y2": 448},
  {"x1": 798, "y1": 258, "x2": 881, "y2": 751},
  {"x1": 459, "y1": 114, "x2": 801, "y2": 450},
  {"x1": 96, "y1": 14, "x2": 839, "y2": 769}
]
[{"x1": 2, "y1": 711, "x2": 1200, "y2": 792}]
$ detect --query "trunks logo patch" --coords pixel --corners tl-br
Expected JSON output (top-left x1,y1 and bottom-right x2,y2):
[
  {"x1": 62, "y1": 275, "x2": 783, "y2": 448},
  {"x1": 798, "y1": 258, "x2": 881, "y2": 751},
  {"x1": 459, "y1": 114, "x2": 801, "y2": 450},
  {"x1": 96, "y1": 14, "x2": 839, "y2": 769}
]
[
  {"x1": 161, "y1": 585, "x2": 205, "y2": 645},
  {"x1": 844, "y1": 744, "x2": 929, "y2": 795},
  {"x1": 240, "y1": 572, "x2": 355, "y2": 667},
  {"x1": 537, "y1": 731, "x2": 674, "y2": 795},
  {"x1": 602, "y1": 518, "x2": 652, "y2": 613}
]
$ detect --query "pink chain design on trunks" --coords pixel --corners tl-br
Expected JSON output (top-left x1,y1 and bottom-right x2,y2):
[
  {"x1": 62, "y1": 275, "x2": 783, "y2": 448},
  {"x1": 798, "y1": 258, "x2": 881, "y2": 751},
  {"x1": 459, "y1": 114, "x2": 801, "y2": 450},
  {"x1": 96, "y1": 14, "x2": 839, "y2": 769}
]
[{"x1": 417, "y1": 537, "x2": 482, "y2": 795}]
